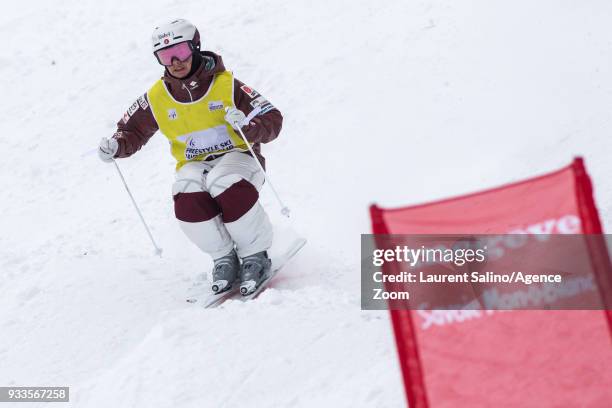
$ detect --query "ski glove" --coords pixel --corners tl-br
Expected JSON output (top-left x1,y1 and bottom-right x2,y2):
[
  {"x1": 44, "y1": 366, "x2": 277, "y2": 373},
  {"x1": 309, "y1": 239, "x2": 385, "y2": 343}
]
[
  {"x1": 224, "y1": 107, "x2": 247, "y2": 130},
  {"x1": 98, "y1": 137, "x2": 119, "y2": 162}
]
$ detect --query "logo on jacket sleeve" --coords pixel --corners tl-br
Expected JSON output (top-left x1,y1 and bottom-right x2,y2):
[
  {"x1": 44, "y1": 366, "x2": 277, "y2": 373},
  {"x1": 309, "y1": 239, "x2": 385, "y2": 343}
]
[
  {"x1": 240, "y1": 85, "x2": 258, "y2": 98},
  {"x1": 250, "y1": 95, "x2": 275, "y2": 114},
  {"x1": 138, "y1": 95, "x2": 149, "y2": 110},
  {"x1": 168, "y1": 109, "x2": 178, "y2": 120},
  {"x1": 127, "y1": 101, "x2": 139, "y2": 116},
  {"x1": 122, "y1": 101, "x2": 140, "y2": 124}
]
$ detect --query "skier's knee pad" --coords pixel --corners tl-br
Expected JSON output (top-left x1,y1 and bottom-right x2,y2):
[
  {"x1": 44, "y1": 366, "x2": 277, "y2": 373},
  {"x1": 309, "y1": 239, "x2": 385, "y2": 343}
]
[
  {"x1": 214, "y1": 179, "x2": 259, "y2": 222},
  {"x1": 173, "y1": 191, "x2": 220, "y2": 222}
]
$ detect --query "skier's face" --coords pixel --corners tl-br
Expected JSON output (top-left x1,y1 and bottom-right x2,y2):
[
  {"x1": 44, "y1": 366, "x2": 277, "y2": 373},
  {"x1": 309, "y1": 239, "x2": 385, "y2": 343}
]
[{"x1": 167, "y1": 55, "x2": 193, "y2": 78}]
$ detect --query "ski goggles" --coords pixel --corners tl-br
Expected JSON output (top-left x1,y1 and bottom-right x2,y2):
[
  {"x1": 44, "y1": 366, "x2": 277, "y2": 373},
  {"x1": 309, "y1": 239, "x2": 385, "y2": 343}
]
[{"x1": 154, "y1": 41, "x2": 194, "y2": 66}]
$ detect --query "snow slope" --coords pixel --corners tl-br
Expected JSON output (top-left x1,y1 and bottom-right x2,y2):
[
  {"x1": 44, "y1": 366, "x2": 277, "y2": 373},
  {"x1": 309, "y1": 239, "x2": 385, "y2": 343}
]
[{"x1": 1, "y1": 1, "x2": 612, "y2": 407}]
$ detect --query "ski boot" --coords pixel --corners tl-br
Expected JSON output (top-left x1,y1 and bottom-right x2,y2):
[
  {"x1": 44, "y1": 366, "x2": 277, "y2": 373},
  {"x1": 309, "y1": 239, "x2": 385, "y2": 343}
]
[
  {"x1": 211, "y1": 249, "x2": 240, "y2": 294},
  {"x1": 239, "y1": 251, "x2": 272, "y2": 296}
]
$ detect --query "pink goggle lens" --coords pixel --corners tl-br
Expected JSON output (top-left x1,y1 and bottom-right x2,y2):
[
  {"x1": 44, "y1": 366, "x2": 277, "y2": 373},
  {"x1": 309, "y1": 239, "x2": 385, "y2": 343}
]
[{"x1": 155, "y1": 42, "x2": 193, "y2": 66}]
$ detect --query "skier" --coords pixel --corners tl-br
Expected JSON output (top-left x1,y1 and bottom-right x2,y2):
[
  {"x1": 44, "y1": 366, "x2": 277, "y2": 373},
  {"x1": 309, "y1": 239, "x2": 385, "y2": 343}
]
[{"x1": 98, "y1": 19, "x2": 282, "y2": 295}]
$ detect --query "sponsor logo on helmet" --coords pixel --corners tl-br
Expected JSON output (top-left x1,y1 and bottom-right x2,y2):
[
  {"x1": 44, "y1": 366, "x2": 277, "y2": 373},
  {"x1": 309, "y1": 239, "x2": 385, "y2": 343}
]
[
  {"x1": 240, "y1": 85, "x2": 258, "y2": 99},
  {"x1": 168, "y1": 109, "x2": 178, "y2": 120},
  {"x1": 158, "y1": 31, "x2": 173, "y2": 40}
]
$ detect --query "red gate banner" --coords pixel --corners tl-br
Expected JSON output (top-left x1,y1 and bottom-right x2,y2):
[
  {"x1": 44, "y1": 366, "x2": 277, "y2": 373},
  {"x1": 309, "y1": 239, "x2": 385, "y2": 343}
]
[{"x1": 370, "y1": 158, "x2": 612, "y2": 408}]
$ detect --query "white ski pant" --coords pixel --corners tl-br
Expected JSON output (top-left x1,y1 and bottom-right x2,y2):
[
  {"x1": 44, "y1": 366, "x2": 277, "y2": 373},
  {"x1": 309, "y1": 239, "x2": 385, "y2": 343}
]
[{"x1": 172, "y1": 152, "x2": 273, "y2": 259}]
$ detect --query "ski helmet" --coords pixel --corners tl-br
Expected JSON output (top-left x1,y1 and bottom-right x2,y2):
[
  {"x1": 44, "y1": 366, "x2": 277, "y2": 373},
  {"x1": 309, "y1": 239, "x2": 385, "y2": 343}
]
[{"x1": 151, "y1": 19, "x2": 201, "y2": 53}]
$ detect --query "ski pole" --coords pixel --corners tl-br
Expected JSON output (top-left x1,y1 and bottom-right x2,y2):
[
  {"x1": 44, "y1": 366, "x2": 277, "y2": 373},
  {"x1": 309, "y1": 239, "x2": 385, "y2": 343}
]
[
  {"x1": 112, "y1": 159, "x2": 163, "y2": 257},
  {"x1": 232, "y1": 117, "x2": 291, "y2": 218}
]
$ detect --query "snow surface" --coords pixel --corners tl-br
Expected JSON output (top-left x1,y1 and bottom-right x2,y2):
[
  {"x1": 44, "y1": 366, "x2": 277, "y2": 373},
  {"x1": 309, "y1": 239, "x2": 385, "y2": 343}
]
[{"x1": 2, "y1": 1, "x2": 612, "y2": 407}]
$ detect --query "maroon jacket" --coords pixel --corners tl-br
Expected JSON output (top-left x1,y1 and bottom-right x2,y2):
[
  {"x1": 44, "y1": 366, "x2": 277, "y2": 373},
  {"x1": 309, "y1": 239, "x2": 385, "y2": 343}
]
[{"x1": 112, "y1": 51, "x2": 282, "y2": 168}]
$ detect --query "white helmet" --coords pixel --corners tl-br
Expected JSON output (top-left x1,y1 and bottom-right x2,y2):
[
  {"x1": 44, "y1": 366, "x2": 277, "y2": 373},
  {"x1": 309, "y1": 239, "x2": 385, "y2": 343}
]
[{"x1": 151, "y1": 19, "x2": 200, "y2": 53}]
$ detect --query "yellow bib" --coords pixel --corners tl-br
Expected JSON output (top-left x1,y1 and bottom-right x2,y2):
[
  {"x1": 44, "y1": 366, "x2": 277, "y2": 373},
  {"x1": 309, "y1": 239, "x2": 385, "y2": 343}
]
[{"x1": 147, "y1": 71, "x2": 248, "y2": 170}]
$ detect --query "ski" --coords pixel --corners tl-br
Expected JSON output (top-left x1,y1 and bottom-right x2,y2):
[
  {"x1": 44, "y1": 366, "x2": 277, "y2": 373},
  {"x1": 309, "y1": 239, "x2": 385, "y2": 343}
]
[
  {"x1": 186, "y1": 284, "x2": 240, "y2": 308},
  {"x1": 186, "y1": 236, "x2": 306, "y2": 308}
]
